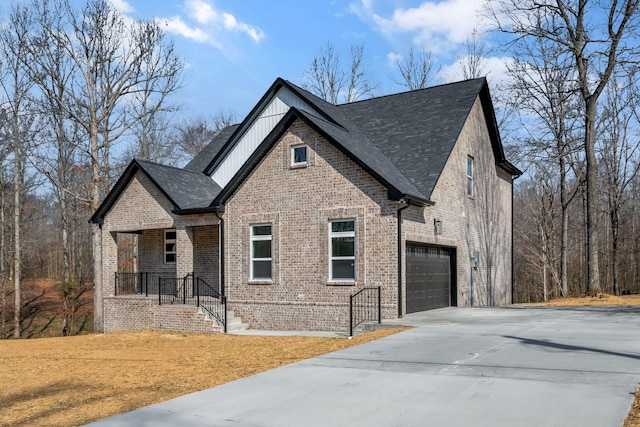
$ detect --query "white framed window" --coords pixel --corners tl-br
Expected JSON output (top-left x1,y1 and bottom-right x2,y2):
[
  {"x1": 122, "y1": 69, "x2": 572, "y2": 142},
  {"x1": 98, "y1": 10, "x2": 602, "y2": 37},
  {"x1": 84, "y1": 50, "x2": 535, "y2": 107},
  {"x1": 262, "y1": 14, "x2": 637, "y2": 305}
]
[
  {"x1": 251, "y1": 224, "x2": 272, "y2": 280},
  {"x1": 164, "y1": 229, "x2": 176, "y2": 264},
  {"x1": 329, "y1": 219, "x2": 355, "y2": 281},
  {"x1": 467, "y1": 155, "x2": 474, "y2": 197},
  {"x1": 291, "y1": 144, "x2": 308, "y2": 166}
]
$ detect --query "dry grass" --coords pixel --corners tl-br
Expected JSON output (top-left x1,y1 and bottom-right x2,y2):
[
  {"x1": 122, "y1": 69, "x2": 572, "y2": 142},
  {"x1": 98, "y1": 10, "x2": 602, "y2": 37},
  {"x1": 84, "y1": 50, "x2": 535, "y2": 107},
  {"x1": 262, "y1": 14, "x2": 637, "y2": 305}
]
[
  {"x1": 0, "y1": 327, "x2": 407, "y2": 426},
  {"x1": 519, "y1": 294, "x2": 640, "y2": 426},
  {"x1": 524, "y1": 293, "x2": 640, "y2": 307}
]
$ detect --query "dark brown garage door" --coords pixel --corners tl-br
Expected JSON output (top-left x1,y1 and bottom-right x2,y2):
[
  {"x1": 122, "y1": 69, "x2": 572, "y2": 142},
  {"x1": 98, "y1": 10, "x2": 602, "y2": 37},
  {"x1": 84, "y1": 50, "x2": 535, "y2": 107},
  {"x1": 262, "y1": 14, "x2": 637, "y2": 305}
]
[{"x1": 406, "y1": 244, "x2": 451, "y2": 313}]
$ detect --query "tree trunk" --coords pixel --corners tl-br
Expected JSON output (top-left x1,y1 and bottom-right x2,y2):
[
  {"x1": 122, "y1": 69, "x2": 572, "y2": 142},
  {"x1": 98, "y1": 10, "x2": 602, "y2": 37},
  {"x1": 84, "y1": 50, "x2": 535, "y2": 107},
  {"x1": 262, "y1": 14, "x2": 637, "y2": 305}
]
[
  {"x1": 91, "y1": 123, "x2": 103, "y2": 333},
  {"x1": 0, "y1": 173, "x2": 6, "y2": 336},
  {"x1": 611, "y1": 207, "x2": 620, "y2": 296},
  {"x1": 585, "y1": 102, "x2": 601, "y2": 295},
  {"x1": 13, "y1": 121, "x2": 21, "y2": 339}
]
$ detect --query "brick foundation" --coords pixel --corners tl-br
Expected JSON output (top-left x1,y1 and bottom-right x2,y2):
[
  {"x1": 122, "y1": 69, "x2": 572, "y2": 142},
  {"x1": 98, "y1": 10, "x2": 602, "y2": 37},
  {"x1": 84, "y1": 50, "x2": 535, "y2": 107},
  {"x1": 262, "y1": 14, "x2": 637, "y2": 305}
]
[{"x1": 104, "y1": 296, "x2": 222, "y2": 334}]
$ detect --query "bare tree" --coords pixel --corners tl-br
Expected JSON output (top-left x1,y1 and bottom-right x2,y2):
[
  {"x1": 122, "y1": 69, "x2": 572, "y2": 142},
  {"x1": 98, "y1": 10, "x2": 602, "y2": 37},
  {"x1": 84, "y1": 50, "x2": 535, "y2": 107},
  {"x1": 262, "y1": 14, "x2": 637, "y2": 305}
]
[
  {"x1": 489, "y1": 0, "x2": 640, "y2": 295},
  {"x1": 129, "y1": 19, "x2": 183, "y2": 163},
  {"x1": 301, "y1": 42, "x2": 377, "y2": 104},
  {"x1": 393, "y1": 47, "x2": 438, "y2": 90},
  {"x1": 0, "y1": 128, "x2": 8, "y2": 336},
  {"x1": 0, "y1": 2, "x2": 38, "y2": 338},
  {"x1": 508, "y1": 32, "x2": 583, "y2": 297},
  {"x1": 460, "y1": 29, "x2": 487, "y2": 80},
  {"x1": 173, "y1": 112, "x2": 236, "y2": 159},
  {"x1": 21, "y1": 0, "x2": 183, "y2": 332},
  {"x1": 598, "y1": 74, "x2": 640, "y2": 295}
]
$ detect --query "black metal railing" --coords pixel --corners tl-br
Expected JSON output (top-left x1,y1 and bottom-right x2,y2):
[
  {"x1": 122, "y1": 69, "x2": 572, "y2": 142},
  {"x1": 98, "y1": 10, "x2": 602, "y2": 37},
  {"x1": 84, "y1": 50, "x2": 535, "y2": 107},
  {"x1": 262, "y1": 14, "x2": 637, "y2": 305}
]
[
  {"x1": 194, "y1": 277, "x2": 227, "y2": 333},
  {"x1": 349, "y1": 286, "x2": 381, "y2": 337},
  {"x1": 115, "y1": 271, "x2": 227, "y2": 332},
  {"x1": 114, "y1": 272, "x2": 170, "y2": 296},
  {"x1": 158, "y1": 273, "x2": 193, "y2": 305}
]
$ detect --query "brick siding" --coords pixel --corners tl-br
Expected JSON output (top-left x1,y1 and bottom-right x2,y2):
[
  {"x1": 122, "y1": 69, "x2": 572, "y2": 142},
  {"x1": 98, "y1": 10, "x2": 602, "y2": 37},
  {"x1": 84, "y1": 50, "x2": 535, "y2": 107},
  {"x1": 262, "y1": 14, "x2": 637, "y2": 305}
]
[
  {"x1": 104, "y1": 296, "x2": 222, "y2": 334},
  {"x1": 98, "y1": 96, "x2": 514, "y2": 334}
]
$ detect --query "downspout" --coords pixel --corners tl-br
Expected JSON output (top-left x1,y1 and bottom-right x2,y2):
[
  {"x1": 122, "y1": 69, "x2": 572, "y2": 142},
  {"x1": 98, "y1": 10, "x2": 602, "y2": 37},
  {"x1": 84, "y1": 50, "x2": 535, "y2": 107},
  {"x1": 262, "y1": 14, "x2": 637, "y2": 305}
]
[
  {"x1": 397, "y1": 200, "x2": 410, "y2": 318},
  {"x1": 215, "y1": 207, "x2": 225, "y2": 296},
  {"x1": 511, "y1": 177, "x2": 515, "y2": 304}
]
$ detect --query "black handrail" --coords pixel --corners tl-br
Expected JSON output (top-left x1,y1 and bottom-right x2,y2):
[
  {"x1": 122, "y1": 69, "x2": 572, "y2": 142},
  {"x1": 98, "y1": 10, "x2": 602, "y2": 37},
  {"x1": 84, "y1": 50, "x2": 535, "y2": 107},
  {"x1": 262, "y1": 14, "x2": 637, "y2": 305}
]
[
  {"x1": 114, "y1": 272, "x2": 172, "y2": 296},
  {"x1": 349, "y1": 286, "x2": 381, "y2": 337},
  {"x1": 194, "y1": 278, "x2": 227, "y2": 333}
]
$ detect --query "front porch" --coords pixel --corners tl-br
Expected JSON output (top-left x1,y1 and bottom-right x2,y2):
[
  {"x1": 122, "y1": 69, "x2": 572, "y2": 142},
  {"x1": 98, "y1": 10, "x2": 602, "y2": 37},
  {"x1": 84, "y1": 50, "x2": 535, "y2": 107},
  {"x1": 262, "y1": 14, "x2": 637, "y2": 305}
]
[
  {"x1": 101, "y1": 217, "x2": 229, "y2": 333},
  {"x1": 114, "y1": 272, "x2": 228, "y2": 332}
]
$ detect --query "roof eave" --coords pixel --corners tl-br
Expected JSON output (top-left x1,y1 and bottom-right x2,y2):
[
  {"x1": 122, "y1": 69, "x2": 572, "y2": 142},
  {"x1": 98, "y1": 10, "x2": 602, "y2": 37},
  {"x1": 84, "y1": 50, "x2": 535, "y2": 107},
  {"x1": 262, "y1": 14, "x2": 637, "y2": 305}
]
[
  {"x1": 89, "y1": 159, "x2": 182, "y2": 224},
  {"x1": 172, "y1": 206, "x2": 219, "y2": 215}
]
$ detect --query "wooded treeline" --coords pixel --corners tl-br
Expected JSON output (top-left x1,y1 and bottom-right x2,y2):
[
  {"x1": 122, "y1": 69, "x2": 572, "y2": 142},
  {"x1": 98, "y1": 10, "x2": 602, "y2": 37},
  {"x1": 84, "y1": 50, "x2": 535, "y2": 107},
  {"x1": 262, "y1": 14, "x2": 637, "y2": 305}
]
[{"x1": 1, "y1": 0, "x2": 639, "y2": 338}]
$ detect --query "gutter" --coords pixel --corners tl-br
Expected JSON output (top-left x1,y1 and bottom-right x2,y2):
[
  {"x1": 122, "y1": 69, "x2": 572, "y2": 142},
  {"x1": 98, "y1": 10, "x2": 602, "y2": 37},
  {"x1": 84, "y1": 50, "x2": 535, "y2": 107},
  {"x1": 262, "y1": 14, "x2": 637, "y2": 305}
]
[
  {"x1": 397, "y1": 200, "x2": 411, "y2": 318},
  {"x1": 214, "y1": 206, "x2": 225, "y2": 297}
]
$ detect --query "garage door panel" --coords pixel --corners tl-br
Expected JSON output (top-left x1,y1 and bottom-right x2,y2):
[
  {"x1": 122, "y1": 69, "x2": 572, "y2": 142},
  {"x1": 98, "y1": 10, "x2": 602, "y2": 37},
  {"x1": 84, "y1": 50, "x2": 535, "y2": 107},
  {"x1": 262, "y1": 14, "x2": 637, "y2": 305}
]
[{"x1": 406, "y1": 244, "x2": 451, "y2": 313}]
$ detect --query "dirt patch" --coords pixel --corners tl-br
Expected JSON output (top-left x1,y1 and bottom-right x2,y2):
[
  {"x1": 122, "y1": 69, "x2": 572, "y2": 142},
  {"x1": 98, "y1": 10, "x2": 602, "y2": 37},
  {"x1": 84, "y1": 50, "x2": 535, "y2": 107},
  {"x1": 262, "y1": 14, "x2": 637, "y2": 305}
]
[{"x1": 0, "y1": 327, "x2": 408, "y2": 426}]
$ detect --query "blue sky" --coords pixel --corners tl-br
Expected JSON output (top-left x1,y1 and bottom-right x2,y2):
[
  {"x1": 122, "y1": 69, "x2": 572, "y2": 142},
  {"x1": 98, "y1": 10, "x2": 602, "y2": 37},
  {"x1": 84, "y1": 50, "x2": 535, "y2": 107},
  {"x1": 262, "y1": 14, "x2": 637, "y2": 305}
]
[{"x1": 115, "y1": 0, "x2": 508, "y2": 121}]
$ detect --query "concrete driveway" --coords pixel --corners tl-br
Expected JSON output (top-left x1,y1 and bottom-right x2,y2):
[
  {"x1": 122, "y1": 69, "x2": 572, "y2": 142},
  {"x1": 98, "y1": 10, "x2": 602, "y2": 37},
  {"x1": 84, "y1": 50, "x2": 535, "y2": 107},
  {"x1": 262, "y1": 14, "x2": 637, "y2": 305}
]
[{"x1": 88, "y1": 306, "x2": 640, "y2": 426}]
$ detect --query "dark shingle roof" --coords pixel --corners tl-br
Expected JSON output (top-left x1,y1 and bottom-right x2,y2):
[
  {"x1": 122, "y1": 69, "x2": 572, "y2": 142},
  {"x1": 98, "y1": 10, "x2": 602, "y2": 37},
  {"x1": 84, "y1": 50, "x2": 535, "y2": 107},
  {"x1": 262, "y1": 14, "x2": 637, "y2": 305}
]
[
  {"x1": 92, "y1": 77, "x2": 519, "y2": 223},
  {"x1": 296, "y1": 109, "x2": 425, "y2": 199},
  {"x1": 338, "y1": 78, "x2": 487, "y2": 199},
  {"x1": 183, "y1": 124, "x2": 240, "y2": 173},
  {"x1": 90, "y1": 159, "x2": 222, "y2": 223},
  {"x1": 136, "y1": 160, "x2": 221, "y2": 210}
]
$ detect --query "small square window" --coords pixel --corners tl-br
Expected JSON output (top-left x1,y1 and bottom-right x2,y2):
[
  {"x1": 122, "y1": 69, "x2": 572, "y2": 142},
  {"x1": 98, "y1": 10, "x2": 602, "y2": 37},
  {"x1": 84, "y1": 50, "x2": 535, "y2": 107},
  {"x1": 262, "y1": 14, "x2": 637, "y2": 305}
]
[{"x1": 291, "y1": 145, "x2": 308, "y2": 166}]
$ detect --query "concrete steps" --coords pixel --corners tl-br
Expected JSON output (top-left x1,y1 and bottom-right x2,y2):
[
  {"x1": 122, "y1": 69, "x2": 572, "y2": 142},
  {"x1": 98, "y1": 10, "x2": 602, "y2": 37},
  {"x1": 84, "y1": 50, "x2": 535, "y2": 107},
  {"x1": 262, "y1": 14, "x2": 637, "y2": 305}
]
[{"x1": 225, "y1": 310, "x2": 249, "y2": 332}]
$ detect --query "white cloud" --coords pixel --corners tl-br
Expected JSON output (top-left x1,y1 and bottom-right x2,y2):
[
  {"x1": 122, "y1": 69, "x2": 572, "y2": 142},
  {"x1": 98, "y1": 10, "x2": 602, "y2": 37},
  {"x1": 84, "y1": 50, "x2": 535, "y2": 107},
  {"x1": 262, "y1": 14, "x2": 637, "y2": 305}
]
[
  {"x1": 174, "y1": 0, "x2": 265, "y2": 44},
  {"x1": 438, "y1": 55, "x2": 514, "y2": 87},
  {"x1": 163, "y1": 15, "x2": 210, "y2": 43},
  {"x1": 386, "y1": 52, "x2": 402, "y2": 67},
  {"x1": 185, "y1": 0, "x2": 219, "y2": 25},
  {"x1": 222, "y1": 12, "x2": 264, "y2": 43},
  {"x1": 353, "y1": 0, "x2": 490, "y2": 53},
  {"x1": 109, "y1": 0, "x2": 134, "y2": 14}
]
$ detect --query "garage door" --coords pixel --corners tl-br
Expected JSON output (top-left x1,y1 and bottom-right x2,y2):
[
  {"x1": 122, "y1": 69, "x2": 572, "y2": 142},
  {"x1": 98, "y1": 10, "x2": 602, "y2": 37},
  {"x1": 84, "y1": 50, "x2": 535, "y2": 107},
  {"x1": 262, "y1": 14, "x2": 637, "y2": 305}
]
[{"x1": 406, "y1": 244, "x2": 451, "y2": 313}]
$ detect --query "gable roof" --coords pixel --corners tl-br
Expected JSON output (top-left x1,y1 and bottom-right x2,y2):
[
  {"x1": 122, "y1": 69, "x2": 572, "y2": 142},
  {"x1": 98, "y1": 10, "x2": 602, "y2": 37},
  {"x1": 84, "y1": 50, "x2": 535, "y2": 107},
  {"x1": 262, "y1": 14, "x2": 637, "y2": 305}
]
[
  {"x1": 92, "y1": 76, "x2": 521, "y2": 224},
  {"x1": 339, "y1": 78, "x2": 486, "y2": 199},
  {"x1": 184, "y1": 124, "x2": 240, "y2": 173},
  {"x1": 90, "y1": 159, "x2": 222, "y2": 223}
]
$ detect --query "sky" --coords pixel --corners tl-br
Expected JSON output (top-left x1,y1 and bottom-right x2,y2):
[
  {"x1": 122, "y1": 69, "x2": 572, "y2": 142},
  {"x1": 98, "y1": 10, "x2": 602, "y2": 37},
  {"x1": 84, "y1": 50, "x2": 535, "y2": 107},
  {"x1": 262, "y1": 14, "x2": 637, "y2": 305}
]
[{"x1": 114, "y1": 0, "x2": 510, "y2": 121}]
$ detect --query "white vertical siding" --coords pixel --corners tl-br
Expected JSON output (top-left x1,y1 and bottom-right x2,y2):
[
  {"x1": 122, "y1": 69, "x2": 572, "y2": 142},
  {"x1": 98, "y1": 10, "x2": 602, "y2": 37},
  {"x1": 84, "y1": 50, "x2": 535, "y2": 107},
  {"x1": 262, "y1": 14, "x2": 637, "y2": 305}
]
[{"x1": 211, "y1": 87, "x2": 317, "y2": 188}]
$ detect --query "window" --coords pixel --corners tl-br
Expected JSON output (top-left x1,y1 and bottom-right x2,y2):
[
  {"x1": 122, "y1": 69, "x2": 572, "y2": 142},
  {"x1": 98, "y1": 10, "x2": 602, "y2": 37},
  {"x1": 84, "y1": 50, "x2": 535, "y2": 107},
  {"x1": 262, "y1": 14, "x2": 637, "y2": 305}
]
[
  {"x1": 467, "y1": 156, "x2": 474, "y2": 197},
  {"x1": 291, "y1": 145, "x2": 308, "y2": 166},
  {"x1": 251, "y1": 224, "x2": 272, "y2": 280},
  {"x1": 164, "y1": 229, "x2": 176, "y2": 264},
  {"x1": 329, "y1": 220, "x2": 355, "y2": 281}
]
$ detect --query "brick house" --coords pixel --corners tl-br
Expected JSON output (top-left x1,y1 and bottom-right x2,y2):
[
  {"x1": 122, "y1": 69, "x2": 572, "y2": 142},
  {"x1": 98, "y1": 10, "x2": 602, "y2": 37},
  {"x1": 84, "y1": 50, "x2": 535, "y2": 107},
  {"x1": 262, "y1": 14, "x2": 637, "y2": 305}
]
[{"x1": 90, "y1": 77, "x2": 521, "y2": 333}]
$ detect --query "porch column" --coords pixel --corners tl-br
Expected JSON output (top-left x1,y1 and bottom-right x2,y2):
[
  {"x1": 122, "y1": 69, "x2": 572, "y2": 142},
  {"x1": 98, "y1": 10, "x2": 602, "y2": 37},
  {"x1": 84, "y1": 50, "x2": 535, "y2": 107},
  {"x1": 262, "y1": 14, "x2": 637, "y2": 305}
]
[
  {"x1": 101, "y1": 229, "x2": 118, "y2": 297},
  {"x1": 175, "y1": 226, "x2": 194, "y2": 278}
]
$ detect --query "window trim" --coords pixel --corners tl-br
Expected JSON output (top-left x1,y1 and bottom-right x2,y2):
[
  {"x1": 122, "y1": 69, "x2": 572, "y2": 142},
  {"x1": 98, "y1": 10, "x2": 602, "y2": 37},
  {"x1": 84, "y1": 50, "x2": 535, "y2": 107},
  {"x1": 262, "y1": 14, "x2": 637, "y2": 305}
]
[
  {"x1": 164, "y1": 229, "x2": 176, "y2": 264},
  {"x1": 291, "y1": 144, "x2": 308, "y2": 167},
  {"x1": 250, "y1": 223, "x2": 273, "y2": 281},
  {"x1": 329, "y1": 219, "x2": 356, "y2": 282},
  {"x1": 467, "y1": 155, "x2": 474, "y2": 197}
]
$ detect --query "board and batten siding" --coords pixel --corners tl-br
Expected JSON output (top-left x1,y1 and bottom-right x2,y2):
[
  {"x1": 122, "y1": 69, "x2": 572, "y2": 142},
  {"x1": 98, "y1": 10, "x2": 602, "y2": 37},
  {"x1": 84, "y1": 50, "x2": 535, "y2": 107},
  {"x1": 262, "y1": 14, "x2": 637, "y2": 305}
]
[{"x1": 211, "y1": 87, "x2": 317, "y2": 187}]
